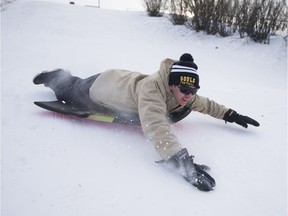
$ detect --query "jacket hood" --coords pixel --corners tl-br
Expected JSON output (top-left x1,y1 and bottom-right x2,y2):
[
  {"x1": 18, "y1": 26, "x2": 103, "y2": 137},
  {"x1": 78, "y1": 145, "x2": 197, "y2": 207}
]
[{"x1": 157, "y1": 58, "x2": 177, "y2": 92}]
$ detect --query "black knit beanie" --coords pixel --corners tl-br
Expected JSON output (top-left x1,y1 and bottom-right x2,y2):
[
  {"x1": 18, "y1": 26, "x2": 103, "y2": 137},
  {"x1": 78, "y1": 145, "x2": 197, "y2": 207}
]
[{"x1": 169, "y1": 53, "x2": 200, "y2": 88}]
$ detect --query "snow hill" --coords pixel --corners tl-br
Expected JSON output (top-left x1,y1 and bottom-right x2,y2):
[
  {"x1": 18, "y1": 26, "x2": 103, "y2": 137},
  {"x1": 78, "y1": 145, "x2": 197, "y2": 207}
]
[{"x1": 1, "y1": 1, "x2": 287, "y2": 216}]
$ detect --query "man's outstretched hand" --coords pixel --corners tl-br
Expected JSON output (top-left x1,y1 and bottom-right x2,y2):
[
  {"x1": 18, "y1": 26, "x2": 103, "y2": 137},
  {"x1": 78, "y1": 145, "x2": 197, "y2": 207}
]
[{"x1": 223, "y1": 109, "x2": 260, "y2": 128}]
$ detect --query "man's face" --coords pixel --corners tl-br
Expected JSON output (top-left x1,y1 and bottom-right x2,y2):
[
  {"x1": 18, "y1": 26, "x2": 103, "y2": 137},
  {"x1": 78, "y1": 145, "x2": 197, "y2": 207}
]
[{"x1": 169, "y1": 85, "x2": 195, "y2": 106}]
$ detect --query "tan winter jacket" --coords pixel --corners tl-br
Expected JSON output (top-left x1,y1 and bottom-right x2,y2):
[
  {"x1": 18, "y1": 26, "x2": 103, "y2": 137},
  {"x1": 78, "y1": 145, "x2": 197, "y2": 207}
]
[{"x1": 89, "y1": 58, "x2": 229, "y2": 160}]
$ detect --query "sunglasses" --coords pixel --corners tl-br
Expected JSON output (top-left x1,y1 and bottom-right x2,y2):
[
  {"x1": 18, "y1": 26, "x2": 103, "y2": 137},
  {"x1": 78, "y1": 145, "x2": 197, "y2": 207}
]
[{"x1": 178, "y1": 85, "x2": 199, "y2": 95}]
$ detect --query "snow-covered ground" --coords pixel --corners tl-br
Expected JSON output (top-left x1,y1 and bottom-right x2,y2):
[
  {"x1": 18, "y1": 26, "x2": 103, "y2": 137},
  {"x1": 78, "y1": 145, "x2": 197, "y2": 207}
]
[{"x1": 1, "y1": 1, "x2": 287, "y2": 216}]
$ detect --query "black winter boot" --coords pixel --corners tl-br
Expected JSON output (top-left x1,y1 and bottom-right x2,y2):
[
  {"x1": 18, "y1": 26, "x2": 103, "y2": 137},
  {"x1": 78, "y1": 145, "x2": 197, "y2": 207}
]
[
  {"x1": 33, "y1": 69, "x2": 67, "y2": 86},
  {"x1": 168, "y1": 148, "x2": 216, "y2": 191}
]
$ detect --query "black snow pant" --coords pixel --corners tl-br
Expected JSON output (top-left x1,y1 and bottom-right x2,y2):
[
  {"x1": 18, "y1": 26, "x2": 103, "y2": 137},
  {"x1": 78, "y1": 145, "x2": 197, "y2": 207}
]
[{"x1": 46, "y1": 69, "x2": 100, "y2": 110}]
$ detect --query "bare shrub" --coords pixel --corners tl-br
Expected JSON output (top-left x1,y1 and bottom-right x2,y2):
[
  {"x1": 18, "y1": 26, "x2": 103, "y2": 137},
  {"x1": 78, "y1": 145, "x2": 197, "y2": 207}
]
[
  {"x1": 144, "y1": 0, "x2": 165, "y2": 17},
  {"x1": 144, "y1": 0, "x2": 288, "y2": 43},
  {"x1": 168, "y1": 0, "x2": 189, "y2": 24},
  {"x1": 235, "y1": 0, "x2": 287, "y2": 44}
]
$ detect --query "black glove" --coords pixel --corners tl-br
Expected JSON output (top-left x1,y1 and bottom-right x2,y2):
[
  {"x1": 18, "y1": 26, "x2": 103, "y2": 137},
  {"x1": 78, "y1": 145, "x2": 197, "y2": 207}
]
[
  {"x1": 223, "y1": 109, "x2": 260, "y2": 128},
  {"x1": 157, "y1": 148, "x2": 215, "y2": 191}
]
